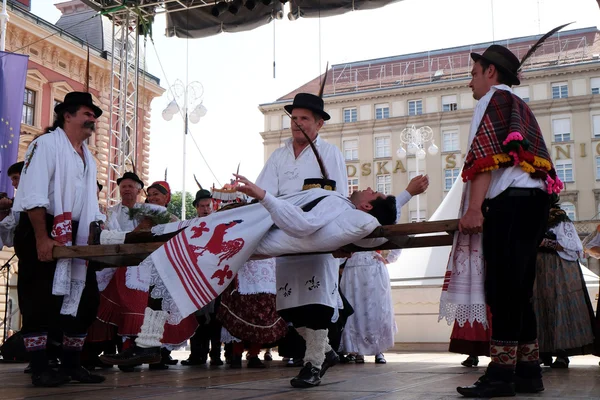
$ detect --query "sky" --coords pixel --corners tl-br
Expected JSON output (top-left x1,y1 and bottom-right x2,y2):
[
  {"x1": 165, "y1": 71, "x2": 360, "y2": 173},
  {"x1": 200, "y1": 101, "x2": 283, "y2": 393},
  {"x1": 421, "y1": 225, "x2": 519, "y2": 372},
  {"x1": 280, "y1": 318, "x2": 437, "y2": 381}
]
[{"x1": 30, "y1": 0, "x2": 600, "y2": 194}]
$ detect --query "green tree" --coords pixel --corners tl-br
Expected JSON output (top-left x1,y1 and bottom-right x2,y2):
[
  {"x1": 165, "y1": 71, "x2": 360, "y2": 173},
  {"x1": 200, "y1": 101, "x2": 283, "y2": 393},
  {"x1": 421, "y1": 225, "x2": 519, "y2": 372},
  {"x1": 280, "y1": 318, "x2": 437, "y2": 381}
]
[{"x1": 167, "y1": 191, "x2": 196, "y2": 220}]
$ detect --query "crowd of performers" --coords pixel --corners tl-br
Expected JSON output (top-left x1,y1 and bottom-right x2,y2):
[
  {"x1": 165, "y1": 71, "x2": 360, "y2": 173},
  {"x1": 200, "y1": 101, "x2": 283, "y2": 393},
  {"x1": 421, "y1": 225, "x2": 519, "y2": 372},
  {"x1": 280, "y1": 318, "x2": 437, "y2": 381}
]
[{"x1": 0, "y1": 41, "x2": 598, "y2": 398}]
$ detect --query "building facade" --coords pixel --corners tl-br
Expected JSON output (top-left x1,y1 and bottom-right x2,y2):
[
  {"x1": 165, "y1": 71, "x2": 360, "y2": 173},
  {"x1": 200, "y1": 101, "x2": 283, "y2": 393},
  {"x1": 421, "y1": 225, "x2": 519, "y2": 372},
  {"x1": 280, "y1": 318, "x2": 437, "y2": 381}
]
[
  {"x1": 0, "y1": 0, "x2": 164, "y2": 336},
  {"x1": 260, "y1": 27, "x2": 600, "y2": 224},
  {"x1": 260, "y1": 27, "x2": 600, "y2": 347}
]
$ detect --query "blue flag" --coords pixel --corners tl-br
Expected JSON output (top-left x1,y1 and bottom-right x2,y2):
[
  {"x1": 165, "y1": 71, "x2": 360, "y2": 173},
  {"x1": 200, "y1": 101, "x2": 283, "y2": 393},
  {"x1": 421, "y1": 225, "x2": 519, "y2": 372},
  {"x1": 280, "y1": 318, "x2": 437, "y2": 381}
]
[{"x1": 0, "y1": 51, "x2": 28, "y2": 198}]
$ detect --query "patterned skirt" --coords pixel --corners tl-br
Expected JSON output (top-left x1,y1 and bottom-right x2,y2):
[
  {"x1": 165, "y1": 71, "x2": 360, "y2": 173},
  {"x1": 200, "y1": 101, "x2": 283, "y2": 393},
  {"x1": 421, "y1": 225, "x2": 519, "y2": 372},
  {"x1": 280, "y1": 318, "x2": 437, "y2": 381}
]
[
  {"x1": 217, "y1": 278, "x2": 287, "y2": 345},
  {"x1": 533, "y1": 252, "x2": 595, "y2": 355}
]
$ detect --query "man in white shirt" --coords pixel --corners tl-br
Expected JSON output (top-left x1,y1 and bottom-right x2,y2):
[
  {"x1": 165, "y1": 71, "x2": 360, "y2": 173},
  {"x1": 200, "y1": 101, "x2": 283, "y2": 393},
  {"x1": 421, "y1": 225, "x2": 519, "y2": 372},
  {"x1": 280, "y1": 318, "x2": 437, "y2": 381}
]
[
  {"x1": 455, "y1": 46, "x2": 557, "y2": 398},
  {"x1": 255, "y1": 92, "x2": 348, "y2": 388},
  {"x1": 13, "y1": 92, "x2": 105, "y2": 387}
]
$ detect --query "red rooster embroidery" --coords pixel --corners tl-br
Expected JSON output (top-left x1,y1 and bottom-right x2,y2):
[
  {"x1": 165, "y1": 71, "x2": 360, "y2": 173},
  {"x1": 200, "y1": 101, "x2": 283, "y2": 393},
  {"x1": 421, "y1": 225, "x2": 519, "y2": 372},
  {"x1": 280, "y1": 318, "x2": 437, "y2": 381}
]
[
  {"x1": 211, "y1": 265, "x2": 233, "y2": 285},
  {"x1": 194, "y1": 220, "x2": 245, "y2": 266},
  {"x1": 191, "y1": 221, "x2": 210, "y2": 238}
]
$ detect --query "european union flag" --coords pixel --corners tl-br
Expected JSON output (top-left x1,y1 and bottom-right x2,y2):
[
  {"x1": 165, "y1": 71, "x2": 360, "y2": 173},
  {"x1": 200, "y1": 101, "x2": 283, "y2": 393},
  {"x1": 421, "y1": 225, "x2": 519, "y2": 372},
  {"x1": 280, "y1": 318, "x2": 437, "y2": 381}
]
[{"x1": 0, "y1": 51, "x2": 28, "y2": 197}]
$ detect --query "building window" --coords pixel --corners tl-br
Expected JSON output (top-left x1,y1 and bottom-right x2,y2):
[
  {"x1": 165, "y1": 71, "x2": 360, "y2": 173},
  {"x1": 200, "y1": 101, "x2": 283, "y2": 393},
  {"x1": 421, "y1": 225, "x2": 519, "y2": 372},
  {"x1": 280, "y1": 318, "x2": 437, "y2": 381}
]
[
  {"x1": 348, "y1": 178, "x2": 359, "y2": 195},
  {"x1": 551, "y1": 82, "x2": 568, "y2": 99},
  {"x1": 409, "y1": 210, "x2": 427, "y2": 222},
  {"x1": 441, "y1": 95, "x2": 457, "y2": 112},
  {"x1": 444, "y1": 168, "x2": 460, "y2": 190},
  {"x1": 555, "y1": 160, "x2": 573, "y2": 183},
  {"x1": 22, "y1": 88, "x2": 36, "y2": 126},
  {"x1": 593, "y1": 115, "x2": 600, "y2": 138},
  {"x1": 375, "y1": 103, "x2": 390, "y2": 120},
  {"x1": 343, "y1": 107, "x2": 357, "y2": 123},
  {"x1": 591, "y1": 77, "x2": 600, "y2": 95},
  {"x1": 343, "y1": 139, "x2": 358, "y2": 161},
  {"x1": 374, "y1": 136, "x2": 391, "y2": 158},
  {"x1": 376, "y1": 174, "x2": 392, "y2": 194},
  {"x1": 560, "y1": 202, "x2": 576, "y2": 221},
  {"x1": 281, "y1": 115, "x2": 290, "y2": 129},
  {"x1": 513, "y1": 86, "x2": 530, "y2": 102},
  {"x1": 552, "y1": 118, "x2": 571, "y2": 142},
  {"x1": 596, "y1": 156, "x2": 600, "y2": 179},
  {"x1": 442, "y1": 130, "x2": 460, "y2": 152},
  {"x1": 408, "y1": 99, "x2": 423, "y2": 116}
]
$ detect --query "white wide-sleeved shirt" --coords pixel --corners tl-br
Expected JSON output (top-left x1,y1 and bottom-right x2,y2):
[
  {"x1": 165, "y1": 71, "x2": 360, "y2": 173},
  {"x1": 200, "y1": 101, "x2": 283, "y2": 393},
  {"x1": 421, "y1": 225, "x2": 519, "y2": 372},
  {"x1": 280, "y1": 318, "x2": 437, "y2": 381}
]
[
  {"x1": 13, "y1": 128, "x2": 101, "y2": 222},
  {"x1": 256, "y1": 135, "x2": 349, "y2": 312},
  {"x1": 468, "y1": 85, "x2": 545, "y2": 199}
]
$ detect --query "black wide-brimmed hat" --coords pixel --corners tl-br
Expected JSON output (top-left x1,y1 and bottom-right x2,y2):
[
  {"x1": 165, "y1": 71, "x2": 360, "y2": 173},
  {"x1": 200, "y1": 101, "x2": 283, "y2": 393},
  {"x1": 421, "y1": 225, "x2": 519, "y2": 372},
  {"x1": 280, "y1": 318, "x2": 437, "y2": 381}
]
[
  {"x1": 54, "y1": 91, "x2": 103, "y2": 118},
  {"x1": 284, "y1": 93, "x2": 330, "y2": 121},
  {"x1": 193, "y1": 189, "x2": 212, "y2": 207},
  {"x1": 471, "y1": 45, "x2": 520, "y2": 86},
  {"x1": 116, "y1": 172, "x2": 144, "y2": 189}
]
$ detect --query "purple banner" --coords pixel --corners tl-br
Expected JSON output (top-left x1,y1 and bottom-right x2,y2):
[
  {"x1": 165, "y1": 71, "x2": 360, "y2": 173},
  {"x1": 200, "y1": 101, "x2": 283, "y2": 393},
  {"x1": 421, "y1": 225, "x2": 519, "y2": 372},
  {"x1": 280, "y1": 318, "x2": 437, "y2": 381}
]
[{"x1": 0, "y1": 51, "x2": 29, "y2": 198}]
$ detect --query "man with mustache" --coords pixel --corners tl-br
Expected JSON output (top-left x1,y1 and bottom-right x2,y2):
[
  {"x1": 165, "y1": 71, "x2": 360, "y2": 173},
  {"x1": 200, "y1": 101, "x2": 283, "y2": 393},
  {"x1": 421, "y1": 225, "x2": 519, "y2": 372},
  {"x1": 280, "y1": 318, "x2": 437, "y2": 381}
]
[{"x1": 12, "y1": 92, "x2": 106, "y2": 387}]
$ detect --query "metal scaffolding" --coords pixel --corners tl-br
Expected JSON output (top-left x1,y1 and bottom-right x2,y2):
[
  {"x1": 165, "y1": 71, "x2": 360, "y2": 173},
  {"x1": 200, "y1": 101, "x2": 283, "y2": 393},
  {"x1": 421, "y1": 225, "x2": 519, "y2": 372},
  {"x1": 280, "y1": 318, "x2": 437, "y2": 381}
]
[{"x1": 107, "y1": 7, "x2": 140, "y2": 206}]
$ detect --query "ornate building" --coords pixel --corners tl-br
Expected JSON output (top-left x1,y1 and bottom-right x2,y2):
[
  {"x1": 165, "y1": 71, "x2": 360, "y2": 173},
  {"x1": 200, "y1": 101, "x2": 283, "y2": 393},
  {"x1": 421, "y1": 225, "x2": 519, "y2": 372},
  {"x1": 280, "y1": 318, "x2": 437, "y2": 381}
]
[{"x1": 0, "y1": 0, "x2": 164, "y2": 335}]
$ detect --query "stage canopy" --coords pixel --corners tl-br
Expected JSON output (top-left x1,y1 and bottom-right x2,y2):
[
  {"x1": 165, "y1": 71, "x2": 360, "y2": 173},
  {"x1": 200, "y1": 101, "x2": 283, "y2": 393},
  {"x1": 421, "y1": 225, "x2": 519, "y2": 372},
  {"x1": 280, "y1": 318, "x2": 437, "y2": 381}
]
[{"x1": 82, "y1": 0, "x2": 403, "y2": 39}]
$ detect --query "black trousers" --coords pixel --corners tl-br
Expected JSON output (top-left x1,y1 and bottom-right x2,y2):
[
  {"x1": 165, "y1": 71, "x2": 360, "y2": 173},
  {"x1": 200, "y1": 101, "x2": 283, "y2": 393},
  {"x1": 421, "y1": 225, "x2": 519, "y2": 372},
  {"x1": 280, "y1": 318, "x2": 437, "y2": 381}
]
[
  {"x1": 14, "y1": 213, "x2": 100, "y2": 336},
  {"x1": 482, "y1": 188, "x2": 550, "y2": 343}
]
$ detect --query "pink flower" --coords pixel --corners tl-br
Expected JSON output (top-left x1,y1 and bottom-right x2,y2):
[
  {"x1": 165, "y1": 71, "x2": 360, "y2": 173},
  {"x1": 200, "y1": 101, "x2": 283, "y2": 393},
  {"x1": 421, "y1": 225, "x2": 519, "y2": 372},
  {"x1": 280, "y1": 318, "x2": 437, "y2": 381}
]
[{"x1": 502, "y1": 131, "x2": 524, "y2": 145}]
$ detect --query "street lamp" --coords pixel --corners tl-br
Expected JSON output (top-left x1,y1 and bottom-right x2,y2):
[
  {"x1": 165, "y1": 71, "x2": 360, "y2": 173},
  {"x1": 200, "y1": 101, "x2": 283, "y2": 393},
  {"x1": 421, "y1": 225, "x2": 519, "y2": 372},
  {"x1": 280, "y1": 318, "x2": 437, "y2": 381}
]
[
  {"x1": 162, "y1": 79, "x2": 207, "y2": 220},
  {"x1": 396, "y1": 125, "x2": 438, "y2": 222}
]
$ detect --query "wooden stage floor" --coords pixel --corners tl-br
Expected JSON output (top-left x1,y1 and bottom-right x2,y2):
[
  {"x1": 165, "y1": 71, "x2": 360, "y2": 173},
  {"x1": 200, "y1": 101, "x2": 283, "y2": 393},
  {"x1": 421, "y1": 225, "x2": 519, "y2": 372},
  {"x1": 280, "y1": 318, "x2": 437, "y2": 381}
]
[{"x1": 2, "y1": 351, "x2": 599, "y2": 400}]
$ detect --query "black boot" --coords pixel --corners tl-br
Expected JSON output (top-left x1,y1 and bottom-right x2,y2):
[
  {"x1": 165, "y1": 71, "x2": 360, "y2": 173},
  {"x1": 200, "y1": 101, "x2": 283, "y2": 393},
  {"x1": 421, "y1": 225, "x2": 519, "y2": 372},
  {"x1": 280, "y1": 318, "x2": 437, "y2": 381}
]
[
  {"x1": 99, "y1": 346, "x2": 161, "y2": 366},
  {"x1": 461, "y1": 355, "x2": 479, "y2": 367},
  {"x1": 61, "y1": 366, "x2": 106, "y2": 383},
  {"x1": 31, "y1": 368, "x2": 71, "y2": 387},
  {"x1": 457, "y1": 364, "x2": 516, "y2": 398},
  {"x1": 290, "y1": 362, "x2": 322, "y2": 388},
  {"x1": 515, "y1": 361, "x2": 544, "y2": 393},
  {"x1": 319, "y1": 350, "x2": 340, "y2": 378}
]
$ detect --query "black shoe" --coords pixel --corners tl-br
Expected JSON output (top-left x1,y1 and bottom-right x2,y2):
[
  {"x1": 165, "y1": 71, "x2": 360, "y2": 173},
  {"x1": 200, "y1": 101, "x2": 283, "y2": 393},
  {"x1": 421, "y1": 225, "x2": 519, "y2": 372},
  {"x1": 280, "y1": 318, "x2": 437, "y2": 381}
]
[
  {"x1": 210, "y1": 357, "x2": 224, "y2": 366},
  {"x1": 375, "y1": 353, "x2": 387, "y2": 364},
  {"x1": 264, "y1": 352, "x2": 273, "y2": 361},
  {"x1": 100, "y1": 346, "x2": 161, "y2": 366},
  {"x1": 456, "y1": 375, "x2": 516, "y2": 398},
  {"x1": 461, "y1": 355, "x2": 479, "y2": 368},
  {"x1": 290, "y1": 362, "x2": 321, "y2": 388},
  {"x1": 230, "y1": 355, "x2": 242, "y2": 369},
  {"x1": 551, "y1": 357, "x2": 569, "y2": 369},
  {"x1": 149, "y1": 362, "x2": 169, "y2": 370},
  {"x1": 292, "y1": 358, "x2": 304, "y2": 367},
  {"x1": 320, "y1": 350, "x2": 340, "y2": 378},
  {"x1": 181, "y1": 357, "x2": 206, "y2": 366},
  {"x1": 31, "y1": 368, "x2": 71, "y2": 387},
  {"x1": 248, "y1": 356, "x2": 266, "y2": 369},
  {"x1": 340, "y1": 354, "x2": 355, "y2": 364},
  {"x1": 514, "y1": 375, "x2": 544, "y2": 393},
  {"x1": 118, "y1": 365, "x2": 139, "y2": 372},
  {"x1": 540, "y1": 354, "x2": 553, "y2": 367},
  {"x1": 62, "y1": 366, "x2": 106, "y2": 384},
  {"x1": 161, "y1": 348, "x2": 178, "y2": 365}
]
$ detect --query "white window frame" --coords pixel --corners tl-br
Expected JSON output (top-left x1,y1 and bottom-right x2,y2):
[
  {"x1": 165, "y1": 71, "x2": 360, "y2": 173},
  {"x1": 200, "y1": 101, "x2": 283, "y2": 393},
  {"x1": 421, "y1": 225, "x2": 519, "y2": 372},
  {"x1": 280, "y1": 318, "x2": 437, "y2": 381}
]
[
  {"x1": 22, "y1": 88, "x2": 36, "y2": 126},
  {"x1": 281, "y1": 114, "x2": 291, "y2": 129},
  {"x1": 593, "y1": 115, "x2": 600, "y2": 138},
  {"x1": 552, "y1": 118, "x2": 571, "y2": 142},
  {"x1": 374, "y1": 135, "x2": 391, "y2": 158},
  {"x1": 409, "y1": 210, "x2": 427, "y2": 223},
  {"x1": 343, "y1": 107, "x2": 357, "y2": 123},
  {"x1": 375, "y1": 103, "x2": 390, "y2": 120},
  {"x1": 442, "y1": 129, "x2": 460, "y2": 152},
  {"x1": 555, "y1": 159, "x2": 574, "y2": 183},
  {"x1": 560, "y1": 202, "x2": 576, "y2": 221},
  {"x1": 441, "y1": 95, "x2": 457, "y2": 112},
  {"x1": 595, "y1": 156, "x2": 600, "y2": 179},
  {"x1": 591, "y1": 77, "x2": 600, "y2": 95},
  {"x1": 348, "y1": 177, "x2": 359, "y2": 195},
  {"x1": 408, "y1": 99, "x2": 423, "y2": 116},
  {"x1": 513, "y1": 86, "x2": 530, "y2": 102},
  {"x1": 343, "y1": 139, "x2": 359, "y2": 161},
  {"x1": 376, "y1": 174, "x2": 392, "y2": 194},
  {"x1": 444, "y1": 168, "x2": 460, "y2": 190},
  {"x1": 551, "y1": 82, "x2": 568, "y2": 99}
]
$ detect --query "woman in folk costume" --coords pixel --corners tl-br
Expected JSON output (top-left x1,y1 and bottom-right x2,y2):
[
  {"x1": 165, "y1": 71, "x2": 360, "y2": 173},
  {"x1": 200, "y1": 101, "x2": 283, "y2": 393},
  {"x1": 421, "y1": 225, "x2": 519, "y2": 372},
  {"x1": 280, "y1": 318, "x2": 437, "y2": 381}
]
[
  {"x1": 88, "y1": 178, "x2": 197, "y2": 370},
  {"x1": 218, "y1": 257, "x2": 288, "y2": 369},
  {"x1": 340, "y1": 175, "x2": 428, "y2": 364},
  {"x1": 533, "y1": 197, "x2": 596, "y2": 368}
]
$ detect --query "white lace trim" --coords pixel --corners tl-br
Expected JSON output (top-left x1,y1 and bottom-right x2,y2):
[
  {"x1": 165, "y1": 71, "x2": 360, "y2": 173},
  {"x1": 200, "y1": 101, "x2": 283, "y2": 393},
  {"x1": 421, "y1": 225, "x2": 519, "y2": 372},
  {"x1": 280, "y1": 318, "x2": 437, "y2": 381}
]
[
  {"x1": 125, "y1": 266, "x2": 151, "y2": 292},
  {"x1": 220, "y1": 327, "x2": 242, "y2": 344},
  {"x1": 60, "y1": 280, "x2": 86, "y2": 316},
  {"x1": 148, "y1": 258, "x2": 185, "y2": 325},
  {"x1": 96, "y1": 268, "x2": 117, "y2": 292},
  {"x1": 438, "y1": 300, "x2": 488, "y2": 329}
]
